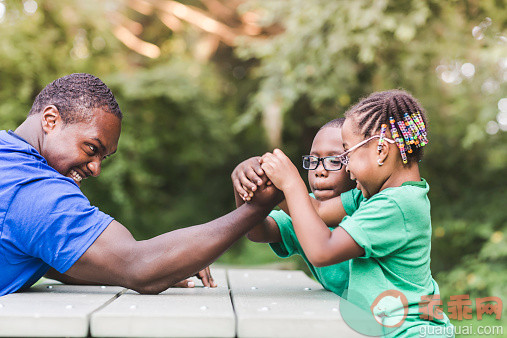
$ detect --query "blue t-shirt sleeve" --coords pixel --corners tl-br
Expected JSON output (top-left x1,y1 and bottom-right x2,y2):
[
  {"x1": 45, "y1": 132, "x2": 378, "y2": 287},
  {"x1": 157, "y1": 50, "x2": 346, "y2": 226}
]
[
  {"x1": 339, "y1": 195, "x2": 407, "y2": 258},
  {"x1": 4, "y1": 177, "x2": 113, "y2": 273},
  {"x1": 268, "y1": 209, "x2": 299, "y2": 258}
]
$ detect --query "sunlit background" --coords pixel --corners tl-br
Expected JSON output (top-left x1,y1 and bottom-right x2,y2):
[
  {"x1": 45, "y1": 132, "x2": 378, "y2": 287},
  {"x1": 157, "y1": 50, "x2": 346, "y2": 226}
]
[{"x1": 0, "y1": 0, "x2": 505, "y2": 332}]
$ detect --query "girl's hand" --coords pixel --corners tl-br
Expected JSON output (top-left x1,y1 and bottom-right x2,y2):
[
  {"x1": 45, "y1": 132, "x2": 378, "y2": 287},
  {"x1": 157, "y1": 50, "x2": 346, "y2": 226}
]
[
  {"x1": 261, "y1": 149, "x2": 300, "y2": 192},
  {"x1": 231, "y1": 156, "x2": 271, "y2": 201}
]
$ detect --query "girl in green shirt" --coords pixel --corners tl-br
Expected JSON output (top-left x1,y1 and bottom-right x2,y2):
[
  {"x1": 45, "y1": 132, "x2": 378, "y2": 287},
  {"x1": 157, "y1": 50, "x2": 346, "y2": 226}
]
[{"x1": 260, "y1": 90, "x2": 453, "y2": 337}]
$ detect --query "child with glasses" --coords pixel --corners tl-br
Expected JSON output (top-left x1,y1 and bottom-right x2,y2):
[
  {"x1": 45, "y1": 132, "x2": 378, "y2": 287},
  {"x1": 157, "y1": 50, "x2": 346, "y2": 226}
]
[
  {"x1": 260, "y1": 90, "x2": 453, "y2": 337},
  {"x1": 231, "y1": 118, "x2": 355, "y2": 296}
]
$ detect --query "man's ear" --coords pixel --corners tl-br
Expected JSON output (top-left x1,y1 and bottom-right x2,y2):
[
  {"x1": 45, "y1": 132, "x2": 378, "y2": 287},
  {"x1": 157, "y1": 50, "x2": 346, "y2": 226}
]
[{"x1": 41, "y1": 105, "x2": 61, "y2": 134}]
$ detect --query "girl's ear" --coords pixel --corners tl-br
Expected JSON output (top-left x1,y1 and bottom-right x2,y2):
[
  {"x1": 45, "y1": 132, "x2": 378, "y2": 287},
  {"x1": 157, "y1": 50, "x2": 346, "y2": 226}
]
[
  {"x1": 41, "y1": 105, "x2": 61, "y2": 134},
  {"x1": 377, "y1": 139, "x2": 390, "y2": 166}
]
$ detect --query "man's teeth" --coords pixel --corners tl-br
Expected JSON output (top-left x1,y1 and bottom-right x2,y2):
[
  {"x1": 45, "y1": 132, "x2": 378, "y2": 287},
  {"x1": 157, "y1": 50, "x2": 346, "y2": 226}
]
[{"x1": 70, "y1": 170, "x2": 83, "y2": 182}]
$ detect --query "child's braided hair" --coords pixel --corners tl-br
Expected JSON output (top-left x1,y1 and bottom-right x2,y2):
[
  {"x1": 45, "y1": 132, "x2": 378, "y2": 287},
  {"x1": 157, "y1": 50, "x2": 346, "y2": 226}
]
[{"x1": 345, "y1": 89, "x2": 428, "y2": 164}]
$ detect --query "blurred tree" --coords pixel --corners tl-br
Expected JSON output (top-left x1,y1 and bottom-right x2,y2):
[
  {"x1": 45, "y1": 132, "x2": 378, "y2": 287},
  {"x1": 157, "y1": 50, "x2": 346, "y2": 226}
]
[{"x1": 0, "y1": 0, "x2": 125, "y2": 126}]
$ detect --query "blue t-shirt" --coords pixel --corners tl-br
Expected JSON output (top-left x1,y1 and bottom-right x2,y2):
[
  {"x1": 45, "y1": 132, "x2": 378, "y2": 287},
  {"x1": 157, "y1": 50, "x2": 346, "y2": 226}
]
[{"x1": 0, "y1": 130, "x2": 113, "y2": 296}]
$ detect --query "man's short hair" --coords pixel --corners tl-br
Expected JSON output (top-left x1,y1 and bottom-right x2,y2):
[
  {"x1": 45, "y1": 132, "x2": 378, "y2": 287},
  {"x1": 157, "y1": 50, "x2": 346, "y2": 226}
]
[{"x1": 28, "y1": 73, "x2": 122, "y2": 124}]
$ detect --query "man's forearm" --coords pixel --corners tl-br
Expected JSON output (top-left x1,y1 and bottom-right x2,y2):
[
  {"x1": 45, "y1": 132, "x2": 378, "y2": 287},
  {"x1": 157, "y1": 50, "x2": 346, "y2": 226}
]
[
  {"x1": 66, "y1": 201, "x2": 277, "y2": 294},
  {"x1": 130, "y1": 202, "x2": 273, "y2": 293},
  {"x1": 234, "y1": 187, "x2": 245, "y2": 208},
  {"x1": 45, "y1": 267, "x2": 102, "y2": 285}
]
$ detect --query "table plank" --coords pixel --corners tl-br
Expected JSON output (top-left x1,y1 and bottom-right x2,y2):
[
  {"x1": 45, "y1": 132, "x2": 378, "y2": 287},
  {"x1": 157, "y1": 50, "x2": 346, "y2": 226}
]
[
  {"x1": 228, "y1": 269, "x2": 366, "y2": 337},
  {"x1": 90, "y1": 268, "x2": 235, "y2": 337},
  {"x1": 0, "y1": 281, "x2": 124, "y2": 337}
]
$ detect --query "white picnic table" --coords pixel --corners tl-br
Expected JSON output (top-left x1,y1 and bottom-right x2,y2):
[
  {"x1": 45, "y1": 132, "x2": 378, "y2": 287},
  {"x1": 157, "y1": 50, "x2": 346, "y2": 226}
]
[{"x1": 0, "y1": 268, "x2": 367, "y2": 337}]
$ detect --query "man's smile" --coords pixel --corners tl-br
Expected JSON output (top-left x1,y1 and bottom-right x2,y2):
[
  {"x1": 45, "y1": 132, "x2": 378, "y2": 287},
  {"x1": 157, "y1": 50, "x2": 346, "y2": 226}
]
[{"x1": 69, "y1": 169, "x2": 84, "y2": 185}]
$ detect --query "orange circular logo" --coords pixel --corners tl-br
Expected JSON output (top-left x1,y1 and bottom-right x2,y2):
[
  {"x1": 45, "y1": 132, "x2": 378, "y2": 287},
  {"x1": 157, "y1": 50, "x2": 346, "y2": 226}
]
[{"x1": 370, "y1": 290, "x2": 409, "y2": 328}]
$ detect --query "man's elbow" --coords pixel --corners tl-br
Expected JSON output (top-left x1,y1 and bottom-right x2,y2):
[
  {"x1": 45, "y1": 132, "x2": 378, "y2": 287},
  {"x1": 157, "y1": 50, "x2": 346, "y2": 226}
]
[
  {"x1": 125, "y1": 266, "x2": 181, "y2": 295},
  {"x1": 120, "y1": 252, "x2": 182, "y2": 294},
  {"x1": 128, "y1": 282, "x2": 167, "y2": 295}
]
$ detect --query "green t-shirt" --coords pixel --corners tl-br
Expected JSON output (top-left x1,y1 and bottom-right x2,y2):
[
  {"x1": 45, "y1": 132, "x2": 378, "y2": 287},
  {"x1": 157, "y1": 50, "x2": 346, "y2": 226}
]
[
  {"x1": 340, "y1": 179, "x2": 453, "y2": 337},
  {"x1": 268, "y1": 194, "x2": 349, "y2": 297}
]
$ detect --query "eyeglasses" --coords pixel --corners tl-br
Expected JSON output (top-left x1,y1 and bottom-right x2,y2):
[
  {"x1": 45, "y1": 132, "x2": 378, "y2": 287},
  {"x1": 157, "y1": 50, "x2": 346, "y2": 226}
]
[
  {"x1": 338, "y1": 134, "x2": 395, "y2": 166},
  {"x1": 302, "y1": 155, "x2": 344, "y2": 171}
]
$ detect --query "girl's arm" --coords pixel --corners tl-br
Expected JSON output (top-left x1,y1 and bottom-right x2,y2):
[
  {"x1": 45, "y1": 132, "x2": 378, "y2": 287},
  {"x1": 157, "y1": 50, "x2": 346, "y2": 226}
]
[
  {"x1": 279, "y1": 194, "x2": 345, "y2": 228},
  {"x1": 261, "y1": 149, "x2": 364, "y2": 267}
]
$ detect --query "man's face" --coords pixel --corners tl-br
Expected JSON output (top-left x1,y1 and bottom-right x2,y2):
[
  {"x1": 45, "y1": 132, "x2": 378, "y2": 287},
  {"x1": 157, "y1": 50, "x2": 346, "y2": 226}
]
[
  {"x1": 41, "y1": 108, "x2": 121, "y2": 187},
  {"x1": 308, "y1": 127, "x2": 355, "y2": 201}
]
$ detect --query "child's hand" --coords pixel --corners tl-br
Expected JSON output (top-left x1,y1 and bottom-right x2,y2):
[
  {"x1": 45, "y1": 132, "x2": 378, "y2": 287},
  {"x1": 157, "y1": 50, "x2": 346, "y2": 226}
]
[
  {"x1": 261, "y1": 149, "x2": 300, "y2": 192},
  {"x1": 231, "y1": 156, "x2": 271, "y2": 201}
]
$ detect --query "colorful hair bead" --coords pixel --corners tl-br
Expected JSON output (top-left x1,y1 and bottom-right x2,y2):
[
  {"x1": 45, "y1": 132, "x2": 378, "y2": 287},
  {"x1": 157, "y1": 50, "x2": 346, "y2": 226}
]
[
  {"x1": 411, "y1": 112, "x2": 428, "y2": 142},
  {"x1": 390, "y1": 117, "x2": 408, "y2": 164},
  {"x1": 397, "y1": 120, "x2": 413, "y2": 153},
  {"x1": 403, "y1": 113, "x2": 420, "y2": 147},
  {"x1": 377, "y1": 124, "x2": 387, "y2": 153}
]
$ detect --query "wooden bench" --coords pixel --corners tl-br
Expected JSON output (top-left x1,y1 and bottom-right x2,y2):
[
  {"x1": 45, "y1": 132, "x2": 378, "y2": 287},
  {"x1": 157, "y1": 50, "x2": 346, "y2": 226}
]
[{"x1": 0, "y1": 268, "x2": 366, "y2": 337}]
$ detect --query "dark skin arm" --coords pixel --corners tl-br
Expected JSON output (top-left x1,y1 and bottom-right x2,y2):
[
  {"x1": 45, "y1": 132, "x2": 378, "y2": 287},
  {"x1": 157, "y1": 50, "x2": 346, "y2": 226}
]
[
  {"x1": 45, "y1": 268, "x2": 101, "y2": 285},
  {"x1": 45, "y1": 266, "x2": 212, "y2": 288},
  {"x1": 62, "y1": 192, "x2": 279, "y2": 294},
  {"x1": 231, "y1": 157, "x2": 282, "y2": 243},
  {"x1": 261, "y1": 149, "x2": 364, "y2": 267}
]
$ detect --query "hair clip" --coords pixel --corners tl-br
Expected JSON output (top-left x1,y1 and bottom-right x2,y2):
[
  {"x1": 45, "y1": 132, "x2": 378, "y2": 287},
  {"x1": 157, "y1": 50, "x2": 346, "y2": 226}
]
[
  {"x1": 377, "y1": 124, "x2": 387, "y2": 154},
  {"x1": 390, "y1": 117, "x2": 408, "y2": 164}
]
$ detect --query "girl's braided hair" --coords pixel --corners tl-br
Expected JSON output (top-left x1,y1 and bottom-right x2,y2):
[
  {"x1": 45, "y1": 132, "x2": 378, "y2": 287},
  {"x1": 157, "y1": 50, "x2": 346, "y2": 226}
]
[{"x1": 345, "y1": 89, "x2": 428, "y2": 164}]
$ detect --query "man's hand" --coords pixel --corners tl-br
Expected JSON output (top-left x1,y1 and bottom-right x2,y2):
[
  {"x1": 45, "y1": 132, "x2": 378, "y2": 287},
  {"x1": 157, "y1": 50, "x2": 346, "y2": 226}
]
[
  {"x1": 261, "y1": 149, "x2": 301, "y2": 192},
  {"x1": 247, "y1": 181, "x2": 284, "y2": 209},
  {"x1": 195, "y1": 266, "x2": 216, "y2": 287},
  {"x1": 172, "y1": 266, "x2": 216, "y2": 288},
  {"x1": 231, "y1": 156, "x2": 271, "y2": 202}
]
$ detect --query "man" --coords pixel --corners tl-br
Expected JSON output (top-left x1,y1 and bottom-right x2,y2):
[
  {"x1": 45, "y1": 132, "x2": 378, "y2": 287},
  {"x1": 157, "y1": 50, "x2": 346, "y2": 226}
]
[{"x1": 0, "y1": 73, "x2": 280, "y2": 296}]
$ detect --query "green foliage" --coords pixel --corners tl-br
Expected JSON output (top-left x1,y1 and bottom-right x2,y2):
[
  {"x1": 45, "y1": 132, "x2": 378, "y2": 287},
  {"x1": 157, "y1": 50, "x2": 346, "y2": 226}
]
[{"x1": 0, "y1": 0, "x2": 124, "y2": 128}]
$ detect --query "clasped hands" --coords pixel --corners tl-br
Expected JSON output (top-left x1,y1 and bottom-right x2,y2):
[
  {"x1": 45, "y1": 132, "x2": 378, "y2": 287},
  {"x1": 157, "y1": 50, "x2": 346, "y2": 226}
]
[{"x1": 231, "y1": 149, "x2": 301, "y2": 204}]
